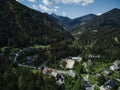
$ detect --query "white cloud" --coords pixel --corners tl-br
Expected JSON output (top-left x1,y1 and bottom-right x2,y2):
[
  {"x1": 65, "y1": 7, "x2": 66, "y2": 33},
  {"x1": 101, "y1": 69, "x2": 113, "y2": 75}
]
[
  {"x1": 32, "y1": 4, "x2": 59, "y2": 14},
  {"x1": 54, "y1": 6, "x2": 59, "y2": 11},
  {"x1": 43, "y1": 0, "x2": 94, "y2": 6},
  {"x1": 42, "y1": 0, "x2": 53, "y2": 6},
  {"x1": 54, "y1": 6, "x2": 59, "y2": 9},
  {"x1": 32, "y1": 4, "x2": 38, "y2": 10},
  {"x1": 97, "y1": 13, "x2": 102, "y2": 16},
  {"x1": 57, "y1": 0, "x2": 94, "y2": 6},
  {"x1": 27, "y1": 0, "x2": 36, "y2": 2},
  {"x1": 50, "y1": 0, "x2": 94, "y2": 6},
  {"x1": 62, "y1": 12, "x2": 67, "y2": 16}
]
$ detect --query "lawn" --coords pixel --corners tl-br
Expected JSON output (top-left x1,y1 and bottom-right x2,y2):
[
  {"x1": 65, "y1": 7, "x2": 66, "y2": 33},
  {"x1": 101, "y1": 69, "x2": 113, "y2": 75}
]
[
  {"x1": 88, "y1": 75, "x2": 97, "y2": 84},
  {"x1": 0, "y1": 47, "x2": 5, "y2": 52},
  {"x1": 32, "y1": 69, "x2": 41, "y2": 74},
  {"x1": 93, "y1": 61, "x2": 112, "y2": 73}
]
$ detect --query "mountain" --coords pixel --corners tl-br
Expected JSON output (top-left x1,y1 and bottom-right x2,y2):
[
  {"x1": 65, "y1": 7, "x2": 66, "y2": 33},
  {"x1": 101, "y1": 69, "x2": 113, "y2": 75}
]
[
  {"x1": 48, "y1": 13, "x2": 72, "y2": 30},
  {"x1": 78, "y1": 8, "x2": 120, "y2": 59},
  {"x1": 0, "y1": 0, "x2": 73, "y2": 47},
  {"x1": 48, "y1": 13, "x2": 96, "y2": 31},
  {"x1": 68, "y1": 14, "x2": 97, "y2": 29},
  {"x1": 72, "y1": 8, "x2": 120, "y2": 37}
]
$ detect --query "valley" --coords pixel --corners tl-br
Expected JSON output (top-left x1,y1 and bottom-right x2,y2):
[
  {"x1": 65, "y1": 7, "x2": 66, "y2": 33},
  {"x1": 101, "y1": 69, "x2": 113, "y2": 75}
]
[{"x1": 0, "y1": 0, "x2": 120, "y2": 90}]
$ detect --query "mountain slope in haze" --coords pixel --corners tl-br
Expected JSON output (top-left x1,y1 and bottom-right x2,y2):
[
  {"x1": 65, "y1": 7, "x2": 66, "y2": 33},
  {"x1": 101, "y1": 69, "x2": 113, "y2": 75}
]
[
  {"x1": 68, "y1": 14, "x2": 97, "y2": 30},
  {"x1": 49, "y1": 13, "x2": 72, "y2": 30},
  {"x1": 72, "y1": 8, "x2": 120, "y2": 37},
  {"x1": 49, "y1": 13, "x2": 97, "y2": 31},
  {"x1": 0, "y1": 0, "x2": 73, "y2": 47}
]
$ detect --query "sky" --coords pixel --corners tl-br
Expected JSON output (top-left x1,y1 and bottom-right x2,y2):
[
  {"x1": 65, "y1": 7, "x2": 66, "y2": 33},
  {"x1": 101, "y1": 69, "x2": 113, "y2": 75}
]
[{"x1": 16, "y1": 0, "x2": 120, "y2": 19}]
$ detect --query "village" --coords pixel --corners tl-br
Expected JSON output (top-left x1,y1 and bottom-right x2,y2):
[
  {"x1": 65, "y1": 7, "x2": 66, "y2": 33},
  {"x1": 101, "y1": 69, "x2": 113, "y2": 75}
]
[{"x1": 1, "y1": 47, "x2": 120, "y2": 90}]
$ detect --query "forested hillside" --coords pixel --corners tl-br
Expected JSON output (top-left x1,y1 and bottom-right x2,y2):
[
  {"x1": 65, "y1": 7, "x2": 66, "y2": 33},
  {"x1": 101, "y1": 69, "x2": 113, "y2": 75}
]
[
  {"x1": 0, "y1": 0, "x2": 73, "y2": 47},
  {"x1": 0, "y1": 55, "x2": 63, "y2": 90},
  {"x1": 74, "y1": 8, "x2": 120, "y2": 59}
]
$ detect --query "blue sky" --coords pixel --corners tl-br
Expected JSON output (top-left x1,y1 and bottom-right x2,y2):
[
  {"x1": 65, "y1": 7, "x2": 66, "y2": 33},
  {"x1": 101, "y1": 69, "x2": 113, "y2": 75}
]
[{"x1": 16, "y1": 0, "x2": 120, "y2": 19}]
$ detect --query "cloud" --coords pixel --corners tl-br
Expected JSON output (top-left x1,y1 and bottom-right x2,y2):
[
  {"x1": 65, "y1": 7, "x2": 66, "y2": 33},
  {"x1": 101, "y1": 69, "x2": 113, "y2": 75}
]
[
  {"x1": 56, "y1": 0, "x2": 94, "y2": 6},
  {"x1": 32, "y1": 4, "x2": 38, "y2": 10},
  {"x1": 54, "y1": 6, "x2": 59, "y2": 9},
  {"x1": 27, "y1": 0, "x2": 36, "y2": 2},
  {"x1": 32, "y1": 4, "x2": 59, "y2": 14},
  {"x1": 62, "y1": 12, "x2": 67, "y2": 16},
  {"x1": 42, "y1": 0, "x2": 94, "y2": 6},
  {"x1": 97, "y1": 13, "x2": 102, "y2": 16},
  {"x1": 42, "y1": 0, "x2": 53, "y2": 6}
]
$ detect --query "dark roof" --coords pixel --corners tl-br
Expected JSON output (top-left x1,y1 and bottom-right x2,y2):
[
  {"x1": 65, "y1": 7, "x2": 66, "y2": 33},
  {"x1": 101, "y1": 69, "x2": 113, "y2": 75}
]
[
  {"x1": 0, "y1": 54, "x2": 3, "y2": 58},
  {"x1": 84, "y1": 81, "x2": 92, "y2": 87},
  {"x1": 103, "y1": 79, "x2": 119, "y2": 88}
]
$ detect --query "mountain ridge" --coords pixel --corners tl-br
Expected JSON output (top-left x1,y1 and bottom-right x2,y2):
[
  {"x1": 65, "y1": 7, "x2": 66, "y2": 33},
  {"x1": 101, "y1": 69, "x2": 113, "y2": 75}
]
[
  {"x1": 0, "y1": 0, "x2": 73, "y2": 47},
  {"x1": 71, "y1": 8, "x2": 120, "y2": 37},
  {"x1": 48, "y1": 13, "x2": 97, "y2": 31}
]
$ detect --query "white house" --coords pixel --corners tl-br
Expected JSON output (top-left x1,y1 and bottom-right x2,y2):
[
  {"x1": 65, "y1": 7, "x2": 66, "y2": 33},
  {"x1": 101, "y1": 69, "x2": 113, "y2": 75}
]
[
  {"x1": 110, "y1": 60, "x2": 120, "y2": 71},
  {"x1": 72, "y1": 56, "x2": 82, "y2": 62},
  {"x1": 65, "y1": 60, "x2": 75, "y2": 69},
  {"x1": 89, "y1": 55, "x2": 101, "y2": 58}
]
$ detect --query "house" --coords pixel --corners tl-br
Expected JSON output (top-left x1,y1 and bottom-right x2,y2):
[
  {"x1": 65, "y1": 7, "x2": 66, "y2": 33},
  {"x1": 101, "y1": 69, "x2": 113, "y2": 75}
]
[
  {"x1": 104, "y1": 69, "x2": 110, "y2": 80},
  {"x1": 42, "y1": 68, "x2": 52, "y2": 75},
  {"x1": 65, "y1": 59, "x2": 75, "y2": 69},
  {"x1": 84, "y1": 81, "x2": 93, "y2": 90},
  {"x1": 113, "y1": 60, "x2": 120, "y2": 69},
  {"x1": 110, "y1": 60, "x2": 120, "y2": 71},
  {"x1": 72, "y1": 56, "x2": 82, "y2": 62},
  {"x1": 22, "y1": 48, "x2": 32, "y2": 52},
  {"x1": 88, "y1": 59, "x2": 93, "y2": 66},
  {"x1": 89, "y1": 55, "x2": 101, "y2": 58},
  {"x1": 26, "y1": 55, "x2": 38, "y2": 61},
  {"x1": 104, "y1": 69, "x2": 110, "y2": 75},
  {"x1": 55, "y1": 73, "x2": 64, "y2": 85},
  {"x1": 103, "y1": 79, "x2": 119, "y2": 90}
]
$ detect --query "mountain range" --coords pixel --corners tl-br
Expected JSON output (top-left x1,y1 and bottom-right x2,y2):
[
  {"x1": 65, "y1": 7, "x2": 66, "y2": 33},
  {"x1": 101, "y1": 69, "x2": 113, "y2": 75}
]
[
  {"x1": 49, "y1": 8, "x2": 120, "y2": 58},
  {"x1": 0, "y1": 0, "x2": 120, "y2": 51},
  {"x1": 0, "y1": 0, "x2": 73, "y2": 47},
  {"x1": 48, "y1": 8, "x2": 120, "y2": 38},
  {"x1": 72, "y1": 8, "x2": 120, "y2": 37},
  {"x1": 49, "y1": 13, "x2": 97, "y2": 31}
]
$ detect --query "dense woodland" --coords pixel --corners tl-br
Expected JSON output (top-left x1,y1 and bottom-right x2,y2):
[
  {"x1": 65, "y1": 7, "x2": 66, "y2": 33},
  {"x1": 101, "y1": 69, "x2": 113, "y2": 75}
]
[
  {"x1": 50, "y1": 40, "x2": 81, "y2": 59},
  {"x1": 0, "y1": 0, "x2": 73, "y2": 47},
  {"x1": 0, "y1": 56, "x2": 60, "y2": 90},
  {"x1": 79, "y1": 29, "x2": 120, "y2": 60}
]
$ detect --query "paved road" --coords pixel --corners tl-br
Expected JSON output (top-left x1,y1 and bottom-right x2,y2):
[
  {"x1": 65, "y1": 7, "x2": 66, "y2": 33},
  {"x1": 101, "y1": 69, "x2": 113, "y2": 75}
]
[
  {"x1": 18, "y1": 64, "x2": 36, "y2": 69},
  {"x1": 13, "y1": 50, "x2": 22, "y2": 63},
  {"x1": 50, "y1": 69, "x2": 76, "y2": 77},
  {"x1": 14, "y1": 53, "x2": 19, "y2": 63}
]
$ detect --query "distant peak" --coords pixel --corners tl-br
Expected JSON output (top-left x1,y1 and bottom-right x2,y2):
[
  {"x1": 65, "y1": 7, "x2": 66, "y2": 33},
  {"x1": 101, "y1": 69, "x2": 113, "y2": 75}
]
[
  {"x1": 51, "y1": 13, "x2": 56, "y2": 15},
  {"x1": 110, "y1": 8, "x2": 120, "y2": 12},
  {"x1": 112, "y1": 8, "x2": 120, "y2": 10}
]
